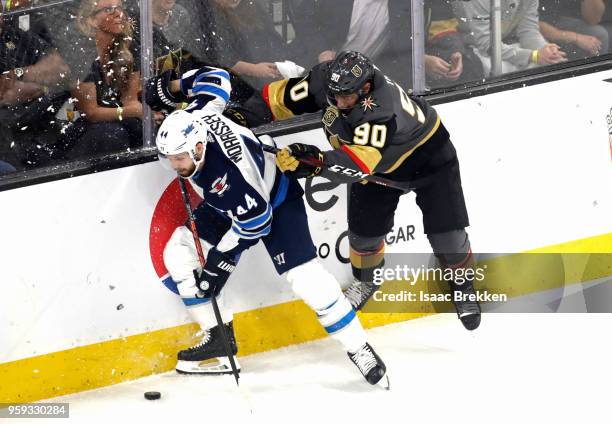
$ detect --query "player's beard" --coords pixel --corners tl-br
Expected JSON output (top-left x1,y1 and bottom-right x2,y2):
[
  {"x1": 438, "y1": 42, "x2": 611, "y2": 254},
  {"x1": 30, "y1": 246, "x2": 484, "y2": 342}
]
[
  {"x1": 178, "y1": 154, "x2": 204, "y2": 178},
  {"x1": 178, "y1": 165, "x2": 196, "y2": 178}
]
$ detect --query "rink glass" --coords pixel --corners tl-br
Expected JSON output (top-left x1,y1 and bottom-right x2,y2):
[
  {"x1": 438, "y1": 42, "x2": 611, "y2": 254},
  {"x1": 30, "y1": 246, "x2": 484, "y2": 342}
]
[{"x1": 0, "y1": 0, "x2": 610, "y2": 181}]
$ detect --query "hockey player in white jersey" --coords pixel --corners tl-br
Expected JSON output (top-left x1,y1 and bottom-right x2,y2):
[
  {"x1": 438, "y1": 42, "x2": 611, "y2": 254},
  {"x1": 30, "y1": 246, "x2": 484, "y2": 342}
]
[{"x1": 153, "y1": 66, "x2": 389, "y2": 387}]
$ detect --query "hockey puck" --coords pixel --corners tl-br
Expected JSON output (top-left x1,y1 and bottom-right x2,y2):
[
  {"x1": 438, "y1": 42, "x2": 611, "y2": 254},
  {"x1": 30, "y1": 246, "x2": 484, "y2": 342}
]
[{"x1": 144, "y1": 391, "x2": 161, "y2": 400}]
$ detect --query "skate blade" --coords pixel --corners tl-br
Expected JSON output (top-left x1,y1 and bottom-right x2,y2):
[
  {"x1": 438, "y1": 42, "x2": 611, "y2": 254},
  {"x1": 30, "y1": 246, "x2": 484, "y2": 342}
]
[
  {"x1": 459, "y1": 312, "x2": 481, "y2": 331},
  {"x1": 377, "y1": 374, "x2": 390, "y2": 391},
  {"x1": 176, "y1": 357, "x2": 241, "y2": 375}
]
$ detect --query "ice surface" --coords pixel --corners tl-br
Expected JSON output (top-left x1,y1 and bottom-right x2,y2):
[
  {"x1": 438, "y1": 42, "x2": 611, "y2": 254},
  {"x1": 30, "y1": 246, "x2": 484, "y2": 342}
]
[{"x1": 15, "y1": 314, "x2": 612, "y2": 423}]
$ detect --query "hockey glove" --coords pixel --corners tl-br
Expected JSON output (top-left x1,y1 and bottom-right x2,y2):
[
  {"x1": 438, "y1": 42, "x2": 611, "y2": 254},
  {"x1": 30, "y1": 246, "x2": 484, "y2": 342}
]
[
  {"x1": 144, "y1": 69, "x2": 186, "y2": 113},
  {"x1": 195, "y1": 248, "x2": 236, "y2": 297},
  {"x1": 275, "y1": 143, "x2": 324, "y2": 178}
]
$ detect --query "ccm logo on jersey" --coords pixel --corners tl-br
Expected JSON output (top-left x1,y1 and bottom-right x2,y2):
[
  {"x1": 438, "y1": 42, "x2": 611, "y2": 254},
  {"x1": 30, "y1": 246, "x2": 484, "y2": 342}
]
[
  {"x1": 328, "y1": 164, "x2": 370, "y2": 179},
  {"x1": 210, "y1": 173, "x2": 230, "y2": 196}
]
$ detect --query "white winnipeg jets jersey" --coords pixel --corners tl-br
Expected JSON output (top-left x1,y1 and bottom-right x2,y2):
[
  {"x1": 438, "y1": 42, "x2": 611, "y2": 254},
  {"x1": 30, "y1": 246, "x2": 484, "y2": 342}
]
[{"x1": 180, "y1": 67, "x2": 289, "y2": 256}]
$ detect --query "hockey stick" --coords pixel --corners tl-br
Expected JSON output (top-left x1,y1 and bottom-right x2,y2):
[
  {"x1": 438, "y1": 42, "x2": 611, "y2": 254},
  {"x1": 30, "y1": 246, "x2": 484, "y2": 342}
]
[
  {"x1": 261, "y1": 144, "x2": 434, "y2": 192},
  {"x1": 177, "y1": 177, "x2": 241, "y2": 386}
]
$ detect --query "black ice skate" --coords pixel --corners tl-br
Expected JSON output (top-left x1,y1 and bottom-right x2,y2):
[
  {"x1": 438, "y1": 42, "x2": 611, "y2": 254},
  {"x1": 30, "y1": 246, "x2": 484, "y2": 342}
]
[
  {"x1": 450, "y1": 281, "x2": 481, "y2": 331},
  {"x1": 176, "y1": 322, "x2": 240, "y2": 375},
  {"x1": 344, "y1": 278, "x2": 377, "y2": 310},
  {"x1": 348, "y1": 343, "x2": 390, "y2": 389}
]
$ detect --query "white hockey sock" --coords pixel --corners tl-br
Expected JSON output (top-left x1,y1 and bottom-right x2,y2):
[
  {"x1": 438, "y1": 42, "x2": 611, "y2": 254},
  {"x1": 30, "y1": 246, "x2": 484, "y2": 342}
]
[
  {"x1": 286, "y1": 259, "x2": 367, "y2": 353},
  {"x1": 177, "y1": 277, "x2": 234, "y2": 330},
  {"x1": 316, "y1": 294, "x2": 367, "y2": 354}
]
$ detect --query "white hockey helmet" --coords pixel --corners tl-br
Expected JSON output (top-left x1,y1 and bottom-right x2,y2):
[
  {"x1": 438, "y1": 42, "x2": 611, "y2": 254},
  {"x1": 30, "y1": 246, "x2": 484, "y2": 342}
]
[{"x1": 156, "y1": 110, "x2": 208, "y2": 177}]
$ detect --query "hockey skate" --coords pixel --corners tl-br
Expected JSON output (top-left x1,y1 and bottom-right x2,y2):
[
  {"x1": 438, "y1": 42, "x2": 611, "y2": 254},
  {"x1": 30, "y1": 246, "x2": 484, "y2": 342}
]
[
  {"x1": 348, "y1": 343, "x2": 390, "y2": 389},
  {"x1": 344, "y1": 278, "x2": 377, "y2": 311},
  {"x1": 450, "y1": 281, "x2": 481, "y2": 331},
  {"x1": 176, "y1": 322, "x2": 240, "y2": 375}
]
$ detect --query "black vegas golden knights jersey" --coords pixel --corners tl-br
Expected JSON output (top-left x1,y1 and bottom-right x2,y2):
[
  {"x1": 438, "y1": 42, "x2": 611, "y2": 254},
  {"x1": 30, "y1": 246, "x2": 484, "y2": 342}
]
[{"x1": 263, "y1": 63, "x2": 443, "y2": 179}]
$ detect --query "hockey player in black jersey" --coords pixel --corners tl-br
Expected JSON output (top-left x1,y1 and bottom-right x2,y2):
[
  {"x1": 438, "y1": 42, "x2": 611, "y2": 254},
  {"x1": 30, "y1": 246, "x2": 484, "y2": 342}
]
[{"x1": 267, "y1": 51, "x2": 481, "y2": 331}]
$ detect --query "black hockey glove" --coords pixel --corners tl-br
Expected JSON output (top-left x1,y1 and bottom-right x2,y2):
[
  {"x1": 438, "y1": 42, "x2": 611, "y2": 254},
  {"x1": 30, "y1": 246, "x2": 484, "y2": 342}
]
[
  {"x1": 144, "y1": 69, "x2": 186, "y2": 113},
  {"x1": 195, "y1": 248, "x2": 236, "y2": 297},
  {"x1": 275, "y1": 143, "x2": 324, "y2": 178}
]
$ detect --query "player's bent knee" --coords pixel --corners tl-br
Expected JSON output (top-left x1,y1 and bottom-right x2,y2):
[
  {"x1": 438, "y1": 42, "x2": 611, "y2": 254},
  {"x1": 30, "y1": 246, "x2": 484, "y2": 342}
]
[
  {"x1": 163, "y1": 226, "x2": 210, "y2": 284},
  {"x1": 348, "y1": 231, "x2": 385, "y2": 254},
  {"x1": 286, "y1": 259, "x2": 342, "y2": 310},
  {"x1": 349, "y1": 231, "x2": 385, "y2": 281},
  {"x1": 427, "y1": 229, "x2": 471, "y2": 267}
]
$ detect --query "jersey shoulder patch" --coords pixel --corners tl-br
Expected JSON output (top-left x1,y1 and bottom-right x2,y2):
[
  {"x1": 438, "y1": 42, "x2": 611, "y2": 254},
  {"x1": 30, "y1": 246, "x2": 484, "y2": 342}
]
[{"x1": 348, "y1": 89, "x2": 395, "y2": 127}]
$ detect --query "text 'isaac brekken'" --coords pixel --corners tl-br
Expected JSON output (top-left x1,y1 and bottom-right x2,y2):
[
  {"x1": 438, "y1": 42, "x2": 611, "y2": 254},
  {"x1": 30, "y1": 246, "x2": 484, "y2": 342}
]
[{"x1": 373, "y1": 290, "x2": 508, "y2": 303}]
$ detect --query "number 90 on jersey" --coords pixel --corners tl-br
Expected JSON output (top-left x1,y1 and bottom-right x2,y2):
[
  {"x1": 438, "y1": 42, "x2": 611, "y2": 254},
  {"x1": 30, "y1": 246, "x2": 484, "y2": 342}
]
[{"x1": 353, "y1": 122, "x2": 387, "y2": 148}]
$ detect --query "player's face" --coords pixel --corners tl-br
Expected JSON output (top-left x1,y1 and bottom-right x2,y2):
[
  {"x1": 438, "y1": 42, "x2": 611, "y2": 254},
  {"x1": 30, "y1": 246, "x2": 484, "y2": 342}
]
[
  {"x1": 334, "y1": 93, "x2": 360, "y2": 110},
  {"x1": 167, "y1": 152, "x2": 196, "y2": 177},
  {"x1": 333, "y1": 82, "x2": 372, "y2": 111},
  {"x1": 166, "y1": 143, "x2": 205, "y2": 177}
]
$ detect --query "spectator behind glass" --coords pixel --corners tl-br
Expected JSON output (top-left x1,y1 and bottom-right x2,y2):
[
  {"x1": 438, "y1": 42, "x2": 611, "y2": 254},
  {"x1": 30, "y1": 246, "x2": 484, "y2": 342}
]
[
  {"x1": 455, "y1": 0, "x2": 567, "y2": 75},
  {"x1": 539, "y1": 0, "x2": 608, "y2": 59},
  {"x1": 0, "y1": 11, "x2": 70, "y2": 172},
  {"x1": 152, "y1": 0, "x2": 190, "y2": 50},
  {"x1": 139, "y1": 0, "x2": 274, "y2": 129},
  {"x1": 68, "y1": 0, "x2": 159, "y2": 160},
  {"x1": 210, "y1": 0, "x2": 286, "y2": 86},
  {"x1": 147, "y1": 0, "x2": 217, "y2": 63},
  {"x1": 289, "y1": 0, "x2": 412, "y2": 88},
  {"x1": 424, "y1": 0, "x2": 484, "y2": 88},
  {"x1": 580, "y1": 0, "x2": 612, "y2": 50}
]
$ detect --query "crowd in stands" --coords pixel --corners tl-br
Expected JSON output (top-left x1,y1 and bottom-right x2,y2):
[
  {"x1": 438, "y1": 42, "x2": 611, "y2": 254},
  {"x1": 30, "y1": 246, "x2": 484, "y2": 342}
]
[{"x1": 0, "y1": 0, "x2": 610, "y2": 176}]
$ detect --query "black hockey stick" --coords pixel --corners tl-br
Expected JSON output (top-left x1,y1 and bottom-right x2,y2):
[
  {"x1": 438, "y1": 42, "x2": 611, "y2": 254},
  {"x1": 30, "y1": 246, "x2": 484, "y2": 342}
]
[
  {"x1": 262, "y1": 144, "x2": 435, "y2": 192},
  {"x1": 177, "y1": 177, "x2": 241, "y2": 386}
]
